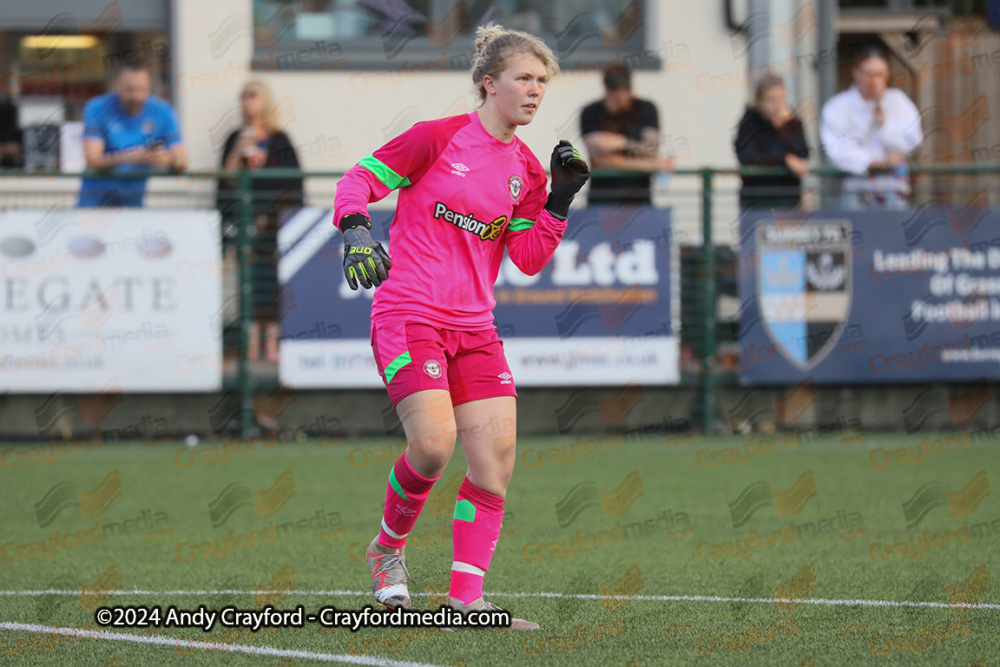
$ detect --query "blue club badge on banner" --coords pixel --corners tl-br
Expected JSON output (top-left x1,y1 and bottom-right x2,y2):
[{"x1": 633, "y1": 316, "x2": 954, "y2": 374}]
[
  {"x1": 739, "y1": 208, "x2": 1000, "y2": 384},
  {"x1": 757, "y1": 222, "x2": 853, "y2": 371}
]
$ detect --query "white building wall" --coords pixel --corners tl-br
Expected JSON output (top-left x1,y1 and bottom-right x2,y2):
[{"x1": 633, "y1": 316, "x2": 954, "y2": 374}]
[{"x1": 169, "y1": 0, "x2": 773, "y2": 243}]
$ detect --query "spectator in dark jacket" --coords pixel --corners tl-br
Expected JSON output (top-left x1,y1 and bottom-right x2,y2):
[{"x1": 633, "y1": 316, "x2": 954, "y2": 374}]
[
  {"x1": 217, "y1": 79, "x2": 304, "y2": 215},
  {"x1": 734, "y1": 76, "x2": 809, "y2": 210},
  {"x1": 216, "y1": 79, "x2": 304, "y2": 363}
]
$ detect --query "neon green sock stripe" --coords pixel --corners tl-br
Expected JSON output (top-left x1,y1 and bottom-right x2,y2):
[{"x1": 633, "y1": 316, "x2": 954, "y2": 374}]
[
  {"x1": 359, "y1": 155, "x2": 412, "y2": 190},
  {"x1": 389, "y1": 467, "x2": 410, "y2": 501},
  {"x1": 454, "y1": 499, "x2": 476, "y2": 523},
  {"x1": 509, "y1": 217, "x2": 535, "y2": 232},
  {"x1": 384, "y1": 351, "x2": 411, "y2": 385}
]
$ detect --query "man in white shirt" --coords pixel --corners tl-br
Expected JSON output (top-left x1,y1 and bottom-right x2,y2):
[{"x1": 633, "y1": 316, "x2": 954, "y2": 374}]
[{"x1": 820, "y1": 46, "x2": 923, "y2": 210}]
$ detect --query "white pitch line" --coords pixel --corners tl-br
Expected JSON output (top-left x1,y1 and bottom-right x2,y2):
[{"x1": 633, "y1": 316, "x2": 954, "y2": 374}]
[
  {"x1": 0, "y1": 590, "x2": 998, "y2": 610},
  {"x1": 0, "y1": 622, "x2": 445, "y2": 667}
]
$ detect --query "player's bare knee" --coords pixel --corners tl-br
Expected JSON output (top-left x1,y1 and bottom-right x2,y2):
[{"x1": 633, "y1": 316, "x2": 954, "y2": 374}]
[
  {"x1": 489, "y1": 435, "x2": 517, "y2": 473},
  {"x1": 406, "y1": 429, "x2": 456, "y2": 472},
  {"x1": 491, "y1": 433, "x2": 517, "y2": 453},
  {"x1": 428, "y1": 428, "x2": 458, "y2": 466}
]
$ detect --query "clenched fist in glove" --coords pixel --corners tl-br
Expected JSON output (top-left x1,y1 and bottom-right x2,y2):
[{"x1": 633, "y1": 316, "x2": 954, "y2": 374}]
[
  {"x1": 340, "y1": 213, "x2": 391, "y2": 290},
  {"x1": 544, "y1": 140, "x2": 590, "y2": 220}
]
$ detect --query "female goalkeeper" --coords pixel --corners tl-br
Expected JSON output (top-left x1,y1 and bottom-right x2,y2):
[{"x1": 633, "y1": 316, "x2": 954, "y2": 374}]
[{"x1": 332, "y1": 23, "x2": 589, "y2": 630}]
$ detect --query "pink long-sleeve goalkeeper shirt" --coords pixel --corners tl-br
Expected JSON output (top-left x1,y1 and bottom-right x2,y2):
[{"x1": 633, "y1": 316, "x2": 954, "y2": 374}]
[{"x1": 333, "y1": 111, "x2": 566, "y2": 330}]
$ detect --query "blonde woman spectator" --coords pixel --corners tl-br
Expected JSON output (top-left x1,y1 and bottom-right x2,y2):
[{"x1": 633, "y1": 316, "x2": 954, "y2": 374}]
[{"x1": 216, "y1": 79, "x2": 303, "y2": 363}]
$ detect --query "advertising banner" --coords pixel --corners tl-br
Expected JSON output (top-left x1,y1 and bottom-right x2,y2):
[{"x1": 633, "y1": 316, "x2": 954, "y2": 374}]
[
  {"x1": 279, "y1": 207, "x2": 679, "y2": 388},
  {"x1": 736, "y1": 207, "x2": 1000, "y2": 384},
  {"x1": 0, "y1": 209, "x2": 222, "y2": 391}
]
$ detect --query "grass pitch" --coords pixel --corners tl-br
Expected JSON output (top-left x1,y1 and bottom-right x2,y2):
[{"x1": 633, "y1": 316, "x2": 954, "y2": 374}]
[{"x1": 0, "y1": 430, "x2": 998, "y2": 665}]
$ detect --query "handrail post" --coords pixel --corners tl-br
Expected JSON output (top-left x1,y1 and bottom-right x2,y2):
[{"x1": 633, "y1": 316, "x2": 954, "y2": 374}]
[
  {"x1": 700, "y1": 168, "x2": 717, "y2": 433},
  {"x1": 237, "y1": 170, "x2": 254, "y2": 438}
]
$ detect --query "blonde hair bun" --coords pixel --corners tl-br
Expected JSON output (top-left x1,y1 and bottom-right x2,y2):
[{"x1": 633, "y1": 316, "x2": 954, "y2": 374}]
[{"x1": 470, "y1": 22, "x2": 560, "y2": 104}]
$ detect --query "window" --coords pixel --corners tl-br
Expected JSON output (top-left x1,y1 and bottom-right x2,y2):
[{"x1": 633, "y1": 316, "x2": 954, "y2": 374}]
[{"x1": 250, "y1": 0, "x2": 658, "y2": 71}]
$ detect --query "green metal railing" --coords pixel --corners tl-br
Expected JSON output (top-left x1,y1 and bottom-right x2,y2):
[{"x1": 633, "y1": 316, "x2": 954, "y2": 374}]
[
  {"x1": 4, "y1": 161, "x2": 998, "y2": 436},
  {"x1": 237, "y1": 169, "x2": 254, "y2": 437},
  {"x1": 699, "y1": 168, "x2": 717, "y2": 435}
]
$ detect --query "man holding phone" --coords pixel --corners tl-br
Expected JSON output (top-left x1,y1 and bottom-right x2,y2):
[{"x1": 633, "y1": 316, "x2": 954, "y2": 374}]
[{"x1": 79, "y1": 58, "x2": 187, "y2": 207}]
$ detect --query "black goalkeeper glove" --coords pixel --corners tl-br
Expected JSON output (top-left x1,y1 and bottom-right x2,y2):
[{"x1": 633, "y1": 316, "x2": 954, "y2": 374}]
[
  {"x1": 341, "y1": 213, "x2": 391, "y2": 290},
  {"x1": 544, "y1": 140, "x2": 590, "y2": 220}
]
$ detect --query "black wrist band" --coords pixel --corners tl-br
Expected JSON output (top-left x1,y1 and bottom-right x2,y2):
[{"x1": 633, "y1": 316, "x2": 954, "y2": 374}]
[
  {"x1": 340, "y1": 213, "x2": 371, "y2": 231},
  {"x1": 544, "y1": 193, "x2": 571, "y2": 221}
]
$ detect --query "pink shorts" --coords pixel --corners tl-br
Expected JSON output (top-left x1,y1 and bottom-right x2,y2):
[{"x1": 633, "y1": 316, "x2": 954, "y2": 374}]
[{"x1": 370, "y1": 320, "x2": 517, "y2": 408}]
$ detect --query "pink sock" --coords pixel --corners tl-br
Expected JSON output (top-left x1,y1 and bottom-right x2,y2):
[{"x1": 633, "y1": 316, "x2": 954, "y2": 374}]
[
  {"x1": 449, "y1": 478, "x2": 504, "y2": 604},
  {"x1": 377, "y1": 454, "x2": 439, "y2": 548}
]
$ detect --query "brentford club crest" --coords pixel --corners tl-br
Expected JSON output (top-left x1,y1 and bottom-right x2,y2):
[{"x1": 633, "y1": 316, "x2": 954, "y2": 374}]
[
  {"x1": 507, "y1": 174, "x2": 523, "y2": 202},
  {"x1": 423, "y1": 360, "x2": 442, "y2": 378}
]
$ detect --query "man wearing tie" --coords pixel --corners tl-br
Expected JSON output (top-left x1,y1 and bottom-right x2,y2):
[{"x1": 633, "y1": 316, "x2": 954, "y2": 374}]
[{"x1": 820, "y1": 46, "x2": 923, "y2": 210}]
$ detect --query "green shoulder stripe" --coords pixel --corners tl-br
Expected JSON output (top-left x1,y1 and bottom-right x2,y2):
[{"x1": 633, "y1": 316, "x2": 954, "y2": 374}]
[
  {"x1": 508, "y1": 217, "x2": 535, "y2": 232},
  {"x1": 359, "y1": 155, "x2": 412, "y2": 190}
]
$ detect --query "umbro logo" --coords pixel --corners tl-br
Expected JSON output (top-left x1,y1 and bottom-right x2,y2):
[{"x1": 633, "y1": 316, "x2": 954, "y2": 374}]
[
  {"x1": 498, "y1": 372, "x2": 512, "y2": 385},
  {"x1": 450, "y1": 162, "x2": 470, "y2": 177}
]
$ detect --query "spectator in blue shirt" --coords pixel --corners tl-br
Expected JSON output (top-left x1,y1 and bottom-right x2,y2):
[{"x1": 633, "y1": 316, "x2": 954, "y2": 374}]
[{"x1": 80, "y1": 59, "x2": 187, "y2": 207}]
